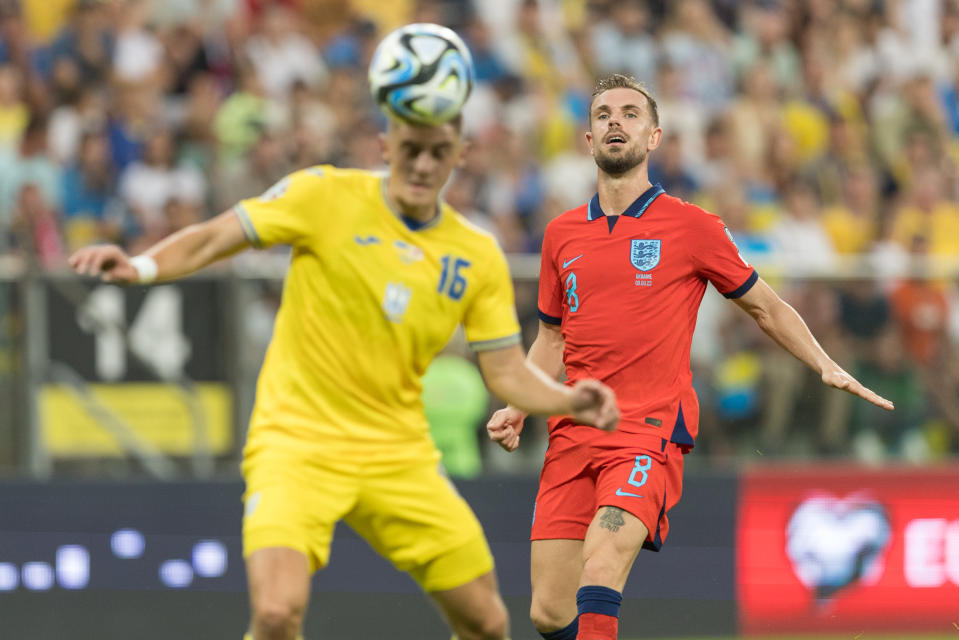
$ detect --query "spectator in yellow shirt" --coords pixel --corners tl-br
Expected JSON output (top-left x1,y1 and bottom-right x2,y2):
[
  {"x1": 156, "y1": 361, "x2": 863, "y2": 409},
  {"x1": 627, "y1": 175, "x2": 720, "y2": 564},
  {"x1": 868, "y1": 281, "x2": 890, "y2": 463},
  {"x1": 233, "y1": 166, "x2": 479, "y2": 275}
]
[{"x1": 891, "y1": 165, "x2": 959, "y2": 256}]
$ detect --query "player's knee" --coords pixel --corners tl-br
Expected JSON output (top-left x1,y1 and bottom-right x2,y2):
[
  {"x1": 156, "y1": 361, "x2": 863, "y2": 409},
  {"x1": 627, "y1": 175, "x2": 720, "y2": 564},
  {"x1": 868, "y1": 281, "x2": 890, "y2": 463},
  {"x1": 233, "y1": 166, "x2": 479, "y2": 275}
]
[
  {"x1": 580, "y1": 552, "x2": 632, "y2": 588},
  {"x1": 452, "y1": 597, "x2": 509, "y2": 640},
  {"x1": 251, "y1": 597, "x2": 305, "y2": 639},
  {"x1": 529, "y1": 597, "x2": 571, "y2": 632}
]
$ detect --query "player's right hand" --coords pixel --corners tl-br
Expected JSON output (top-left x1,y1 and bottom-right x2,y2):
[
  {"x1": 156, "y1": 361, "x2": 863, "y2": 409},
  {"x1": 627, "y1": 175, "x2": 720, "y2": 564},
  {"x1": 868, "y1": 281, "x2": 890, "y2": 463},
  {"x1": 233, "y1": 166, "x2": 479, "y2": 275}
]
[
  {"x1": 569, "y1": 379, "x2": 619, "y2": 432},
  {"x1": 68, "y1": 245, "x2": 138, "y2": 283},
  {"x1": 487, "y1": 406, "x2": 528, "y2": 452}
]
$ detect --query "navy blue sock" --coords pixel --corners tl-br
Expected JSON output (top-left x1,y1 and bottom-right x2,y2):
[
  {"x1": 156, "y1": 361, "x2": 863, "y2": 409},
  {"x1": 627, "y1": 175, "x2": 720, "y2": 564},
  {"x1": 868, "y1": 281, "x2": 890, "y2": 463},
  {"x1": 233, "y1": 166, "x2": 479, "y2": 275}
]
[
  {"x1": 576, "y1": 585, "x2": 622, "y2": 617},
  {"x1": 577, "y1": 585, "x2": 622, "y2": 638},
  {"x1": 539, "y1": 616, "x2": 578, "y2": 640}
]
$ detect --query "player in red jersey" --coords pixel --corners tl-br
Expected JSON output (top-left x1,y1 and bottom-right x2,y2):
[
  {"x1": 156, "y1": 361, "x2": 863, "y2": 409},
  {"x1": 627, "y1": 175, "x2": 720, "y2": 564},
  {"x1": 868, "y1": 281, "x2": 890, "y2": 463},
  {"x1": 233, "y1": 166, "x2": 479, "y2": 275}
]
[{"x1": 486, "y1": 74, "x2": 895, "y2": 640}]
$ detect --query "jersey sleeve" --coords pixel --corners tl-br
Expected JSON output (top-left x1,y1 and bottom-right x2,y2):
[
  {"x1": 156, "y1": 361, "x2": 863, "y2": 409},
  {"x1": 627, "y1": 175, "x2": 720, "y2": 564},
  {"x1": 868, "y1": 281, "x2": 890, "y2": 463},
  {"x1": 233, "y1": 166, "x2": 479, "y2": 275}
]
[
  {"x1": 462, "y1": 239, "x2": 522, "y2": 351},
  {"x1": 233, "y1": 167, "x2": 328, "y2": 249},
  {"x1": 536, "y1": 222, "x2": 563, "y2": 324},
  {"x1": 690, "y1": 208, "x2": 759, "y2": 298}
]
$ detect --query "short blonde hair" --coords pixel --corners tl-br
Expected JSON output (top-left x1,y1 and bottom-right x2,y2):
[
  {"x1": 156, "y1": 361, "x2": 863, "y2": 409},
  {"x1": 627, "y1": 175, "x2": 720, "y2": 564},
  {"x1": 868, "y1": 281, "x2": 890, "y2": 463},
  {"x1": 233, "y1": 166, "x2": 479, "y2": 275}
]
[{"x1": 590, "y1": 74, "x2": 659, "y2": 127}]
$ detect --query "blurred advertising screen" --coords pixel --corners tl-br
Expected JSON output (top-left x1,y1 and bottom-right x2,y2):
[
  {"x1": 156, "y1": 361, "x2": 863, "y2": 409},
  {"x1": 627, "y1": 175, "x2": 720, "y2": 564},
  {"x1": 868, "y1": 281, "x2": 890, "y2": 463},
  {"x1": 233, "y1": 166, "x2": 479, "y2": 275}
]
[
  {"x1": 737, "y1": 466, "x2": 959, "y2": 634},
  {"x1": 40, "y1": 278, "x2": 233, "y2": 457}
]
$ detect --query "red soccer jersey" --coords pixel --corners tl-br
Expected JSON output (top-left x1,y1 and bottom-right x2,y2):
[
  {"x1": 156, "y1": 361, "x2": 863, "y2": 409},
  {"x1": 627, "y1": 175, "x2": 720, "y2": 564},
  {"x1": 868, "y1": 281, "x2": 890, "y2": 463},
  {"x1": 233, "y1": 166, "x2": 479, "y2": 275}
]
[{"x1": 538, "y1": 185, "x2": 757, "y2": 447}]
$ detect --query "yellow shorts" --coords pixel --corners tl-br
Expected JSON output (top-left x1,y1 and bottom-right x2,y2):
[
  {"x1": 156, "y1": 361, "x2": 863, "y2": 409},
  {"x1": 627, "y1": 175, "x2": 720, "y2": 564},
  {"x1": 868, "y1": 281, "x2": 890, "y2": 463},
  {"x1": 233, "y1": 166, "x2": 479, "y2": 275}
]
[{"x1": 242, "y1": 450, "x2": 493, "y2": 592}]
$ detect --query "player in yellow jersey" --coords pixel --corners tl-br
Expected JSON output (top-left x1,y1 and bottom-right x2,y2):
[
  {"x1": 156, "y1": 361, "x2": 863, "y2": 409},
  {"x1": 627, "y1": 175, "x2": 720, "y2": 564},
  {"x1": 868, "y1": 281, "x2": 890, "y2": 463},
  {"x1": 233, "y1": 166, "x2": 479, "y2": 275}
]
[{"x1": 68, "y1": 113, "x2": 620, "y2": 640}]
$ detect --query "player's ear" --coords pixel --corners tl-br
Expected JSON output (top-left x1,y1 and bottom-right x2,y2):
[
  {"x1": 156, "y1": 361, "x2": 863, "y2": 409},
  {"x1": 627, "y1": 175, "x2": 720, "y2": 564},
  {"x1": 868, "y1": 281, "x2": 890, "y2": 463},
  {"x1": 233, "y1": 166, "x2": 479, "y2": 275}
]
[
  {"x1": 456, "y1": 138, "x2": 471, "y2": 168},
  {"x1": 647, "y1": 126, "x2": 663, "y2": 153},
  {"x1": 379, "y1": 132, "x2": 390, "y2": 164},
  {"x1": 585, "y1": 130, "x2": 593, "y2": 156}
]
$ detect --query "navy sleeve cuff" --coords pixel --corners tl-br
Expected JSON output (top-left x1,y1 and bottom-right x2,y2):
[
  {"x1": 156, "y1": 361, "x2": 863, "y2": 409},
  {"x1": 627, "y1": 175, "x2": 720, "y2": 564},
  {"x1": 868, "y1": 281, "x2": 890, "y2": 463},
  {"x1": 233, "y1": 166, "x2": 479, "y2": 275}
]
[
  {"x1": 722, "y1": 269, "x2": 759, "y2": 299},
  {"x1": 537, "y1": 309, "x2": 562, "y2": 325}
]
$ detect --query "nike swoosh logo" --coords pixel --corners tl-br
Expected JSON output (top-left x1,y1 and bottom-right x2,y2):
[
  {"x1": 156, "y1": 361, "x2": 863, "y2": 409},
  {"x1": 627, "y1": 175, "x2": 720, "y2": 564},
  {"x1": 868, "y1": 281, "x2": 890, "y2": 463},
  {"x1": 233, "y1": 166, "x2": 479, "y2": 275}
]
[
  {"x1": 562, "y1": 254, "x2": 584, "y2": 269},
  {"x1": 615, "y1": 488, "x2": 643, "y2": 498}
]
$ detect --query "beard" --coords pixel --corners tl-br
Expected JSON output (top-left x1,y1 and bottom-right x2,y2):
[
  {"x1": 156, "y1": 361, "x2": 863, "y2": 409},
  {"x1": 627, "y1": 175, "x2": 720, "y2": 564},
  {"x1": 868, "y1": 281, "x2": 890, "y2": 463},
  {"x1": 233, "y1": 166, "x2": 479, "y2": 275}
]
[{"x1": 594, "y1": 145, "x2": 646, "y2": 176}]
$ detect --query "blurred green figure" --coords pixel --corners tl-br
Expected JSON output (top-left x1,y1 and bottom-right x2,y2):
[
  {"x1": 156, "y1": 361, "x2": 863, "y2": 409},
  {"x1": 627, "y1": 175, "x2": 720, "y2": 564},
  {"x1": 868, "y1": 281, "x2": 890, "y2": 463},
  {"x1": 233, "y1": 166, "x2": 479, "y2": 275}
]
[{"x1": 422, "y1": 354, "x2": 489, "y2": 478}]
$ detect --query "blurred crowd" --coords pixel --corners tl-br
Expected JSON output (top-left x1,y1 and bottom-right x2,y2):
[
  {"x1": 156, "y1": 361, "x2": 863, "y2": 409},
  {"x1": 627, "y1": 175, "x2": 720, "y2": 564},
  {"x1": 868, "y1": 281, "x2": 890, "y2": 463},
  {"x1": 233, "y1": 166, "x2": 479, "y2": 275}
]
[{"x1": 0, "y1": 0, "x2": 958, "y2": 468}]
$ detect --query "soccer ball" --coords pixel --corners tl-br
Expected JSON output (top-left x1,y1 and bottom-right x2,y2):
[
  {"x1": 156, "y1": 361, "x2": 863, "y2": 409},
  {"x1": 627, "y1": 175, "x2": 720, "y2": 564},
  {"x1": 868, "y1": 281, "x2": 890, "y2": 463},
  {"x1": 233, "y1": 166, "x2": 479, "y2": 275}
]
[{"x1": 368, "y1": 23, "x2": 474, "y2": 126}]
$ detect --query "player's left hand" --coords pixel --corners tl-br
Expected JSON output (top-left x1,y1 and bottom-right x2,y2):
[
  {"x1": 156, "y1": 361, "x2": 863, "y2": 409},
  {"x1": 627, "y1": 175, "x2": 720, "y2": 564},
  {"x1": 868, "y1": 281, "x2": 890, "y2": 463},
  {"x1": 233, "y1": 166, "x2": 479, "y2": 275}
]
[
  {"x1": 569, "y1": 379, "x2": 619, "y2": 431},
  {"x1": 822, "y1": 366, "x2": 895, "y2": 411}
]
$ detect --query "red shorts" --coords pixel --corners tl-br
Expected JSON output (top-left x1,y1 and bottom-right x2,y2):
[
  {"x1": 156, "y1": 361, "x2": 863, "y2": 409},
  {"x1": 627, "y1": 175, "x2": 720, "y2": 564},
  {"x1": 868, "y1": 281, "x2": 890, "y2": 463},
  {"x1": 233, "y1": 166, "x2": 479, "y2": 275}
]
[{"x1": 531, "y1": 429, "x2": 687, "y2": 550}]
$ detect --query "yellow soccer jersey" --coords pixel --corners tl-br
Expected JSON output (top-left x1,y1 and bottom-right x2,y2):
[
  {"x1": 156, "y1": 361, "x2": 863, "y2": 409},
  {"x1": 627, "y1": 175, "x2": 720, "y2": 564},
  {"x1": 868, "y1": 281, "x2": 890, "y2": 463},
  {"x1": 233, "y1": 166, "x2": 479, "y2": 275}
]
[{"x1": 235, "y1": 166, "x2": 520, "y2": 464}]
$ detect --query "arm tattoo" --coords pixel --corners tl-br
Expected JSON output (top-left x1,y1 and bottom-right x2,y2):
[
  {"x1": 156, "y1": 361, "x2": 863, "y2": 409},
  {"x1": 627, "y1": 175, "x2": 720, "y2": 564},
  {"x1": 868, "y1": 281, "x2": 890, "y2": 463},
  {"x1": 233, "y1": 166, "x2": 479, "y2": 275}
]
[{"x1": 599, "y1": 506, "x2": 626, "y2": 533}]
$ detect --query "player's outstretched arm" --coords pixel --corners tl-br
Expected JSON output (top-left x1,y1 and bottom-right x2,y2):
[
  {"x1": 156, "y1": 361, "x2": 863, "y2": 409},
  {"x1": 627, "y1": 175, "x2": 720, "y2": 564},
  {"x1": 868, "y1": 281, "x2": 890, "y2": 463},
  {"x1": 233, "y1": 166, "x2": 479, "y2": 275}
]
[
  {"x1": 69, "y1": 210, "x2": 251, "y2": 284},
  {"x1": 733, "y1": 277, "x2": 895, "y2": 411},
  {"x1": 486, "y1": 320, "x2": 569, "y2": 452},
  {"x1": 478, "y1": 343, "x2": 619, "y2": 434}
]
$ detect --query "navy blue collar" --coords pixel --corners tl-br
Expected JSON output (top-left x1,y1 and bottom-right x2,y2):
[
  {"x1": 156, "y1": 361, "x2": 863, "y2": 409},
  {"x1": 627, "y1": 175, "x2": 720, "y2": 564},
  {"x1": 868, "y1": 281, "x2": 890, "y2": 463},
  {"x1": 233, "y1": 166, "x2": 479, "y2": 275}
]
[
  {"x1": 587, "y1": 184, "x2": 665, "y2": 221},
  {"x1": 401, "y1": 214, "x2": 436, "y2": 231}
]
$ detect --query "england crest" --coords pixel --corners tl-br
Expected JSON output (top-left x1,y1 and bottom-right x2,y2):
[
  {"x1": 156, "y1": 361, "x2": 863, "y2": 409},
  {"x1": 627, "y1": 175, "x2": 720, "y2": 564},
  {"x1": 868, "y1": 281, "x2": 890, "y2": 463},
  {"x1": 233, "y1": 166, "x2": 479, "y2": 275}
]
[{"x1": 630, "y1": 239, "x2": 661, "y2": 271}]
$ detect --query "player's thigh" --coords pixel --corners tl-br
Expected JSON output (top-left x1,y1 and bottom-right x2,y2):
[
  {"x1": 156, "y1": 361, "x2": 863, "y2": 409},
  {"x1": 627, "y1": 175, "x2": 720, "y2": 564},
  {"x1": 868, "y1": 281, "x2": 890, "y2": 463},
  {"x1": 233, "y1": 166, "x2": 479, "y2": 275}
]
[
  {"x1": 246, "y1": 546, "x2": 311, "y2": 617},
  {"x1": 582, "y1": 444, "x2": 680, "y2": 590},
  {"x1": 581, "y1": 505, "x2": 649, "y2": 590},
  {"x1": 346, "y1": 461, "x2": 491, "y2": 592},
  {"x1": 243, "y1": 453, "x2": 359, "y2": 572},
  {"x1": 530, "y1": 539, "x2": 583, "y2": 625}
]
